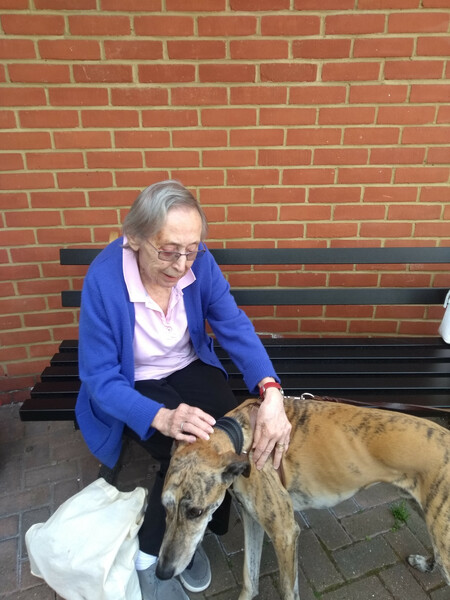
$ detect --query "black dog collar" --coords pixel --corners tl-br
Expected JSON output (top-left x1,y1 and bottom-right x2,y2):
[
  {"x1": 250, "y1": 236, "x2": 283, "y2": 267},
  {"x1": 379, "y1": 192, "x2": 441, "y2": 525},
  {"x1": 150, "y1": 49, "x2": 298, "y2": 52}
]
[{"x1": 214, "y1": 416, "x2": 244, "y2": 455}]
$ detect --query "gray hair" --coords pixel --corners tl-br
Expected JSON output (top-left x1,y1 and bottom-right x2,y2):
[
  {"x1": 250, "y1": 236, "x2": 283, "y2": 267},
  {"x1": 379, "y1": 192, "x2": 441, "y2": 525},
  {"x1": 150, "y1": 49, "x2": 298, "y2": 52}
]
[{"x1": 122, "y1": 180, "x2": 208, "y2": 242}]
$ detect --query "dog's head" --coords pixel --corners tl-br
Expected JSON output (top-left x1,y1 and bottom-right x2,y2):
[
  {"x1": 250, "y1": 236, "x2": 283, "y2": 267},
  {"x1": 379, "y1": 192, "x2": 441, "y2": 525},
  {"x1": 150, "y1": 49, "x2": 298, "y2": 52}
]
[{"x1": 156, "y1": 437, "x2": 250, "y2": 580}]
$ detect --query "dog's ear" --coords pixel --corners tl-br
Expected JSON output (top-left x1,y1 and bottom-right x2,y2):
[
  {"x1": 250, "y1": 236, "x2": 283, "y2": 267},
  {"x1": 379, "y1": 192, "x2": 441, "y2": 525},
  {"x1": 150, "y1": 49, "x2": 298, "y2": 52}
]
[{"x1": 221, "y1": 454, "x2": 251, "y2": 483}]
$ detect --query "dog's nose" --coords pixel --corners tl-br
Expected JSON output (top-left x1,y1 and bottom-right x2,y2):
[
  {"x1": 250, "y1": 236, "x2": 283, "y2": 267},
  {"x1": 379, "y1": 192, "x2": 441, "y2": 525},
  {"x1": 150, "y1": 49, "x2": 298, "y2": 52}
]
[{"x1": 155, "y1": 561, "x2": 175, "y2": 581}]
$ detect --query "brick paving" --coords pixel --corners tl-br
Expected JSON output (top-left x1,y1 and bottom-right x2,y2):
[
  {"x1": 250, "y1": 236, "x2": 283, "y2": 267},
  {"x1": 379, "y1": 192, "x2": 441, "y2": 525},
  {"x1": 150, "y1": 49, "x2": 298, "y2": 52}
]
[{"x1": 0, "y1": 402, "x2": 448, "y2": 600}]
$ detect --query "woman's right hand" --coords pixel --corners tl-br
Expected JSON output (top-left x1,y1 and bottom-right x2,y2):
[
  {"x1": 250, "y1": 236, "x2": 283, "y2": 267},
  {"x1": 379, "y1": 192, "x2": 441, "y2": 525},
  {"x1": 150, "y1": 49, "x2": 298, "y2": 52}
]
[{"x1": 151, "y1": 402, "x2": 216, "y2": 443}]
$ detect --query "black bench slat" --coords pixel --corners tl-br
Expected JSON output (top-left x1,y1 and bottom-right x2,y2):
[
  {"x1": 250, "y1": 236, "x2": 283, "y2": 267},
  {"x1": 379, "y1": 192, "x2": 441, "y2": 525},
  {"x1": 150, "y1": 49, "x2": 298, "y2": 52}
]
[
  {"x1": 19, "y1": 397, "x2": 79, "y2": 421},
  {"x1": 217, "y1": 345, "x2": 450, "y2": 361},
  {"x1": 57, "y1": 336, "x2": 450, "y2": 352},
  {"x1": 60, "y1": 336, "x2": 447, "y2": 350},
  {"x1": 232, "y1": 288, "x2": 448, "y2": 306},
  {"x1": 36, "y1": 360, "x2": 450, "y2": 391},
  {"x1": 48, "y1": 342, "x2": 450, "y2": 369},
  {"x1": 59, "y1": 339, "x2": 79, "y2": 351},
  {"x1": 31, "y1": 381, "x2": 80, "y2": 397},
  {"x1": 252, "y1": 336, "x2": 446, "y2": 347},
  {"x1": 222, "y1": 360, "x2": 450, "y2": 376},
  {"x1": 228, "y1": 374, "x2": 450, "y2": 393},
  {"x1": 59, "y1": 336, "x2": 450, "y2": 361},
  {"x1": 50, "y1": 352, "x2": 78, "y2": 366},
  {"x1": 19, "y1": 394, "x2": 450, "y2": 422},
  {"x1": 62, "y1": 287, "x2": 448, "y2": 308},
  {"x1": 50, "y1": 347, "x2": 450, "y2": 365},
  {"x1": 57, "y1": 336, "x2": 450, "y2": 362},
  {"x1": 61, "y1": 291, "x2": 82, "y2": 307},
  {"x1": 210, "y1": 246, "x2": 450, "y2": 265},
  {"x1": 60, "y1": 248, "x2": 103, "y2": 265},
  {"x1": 41, "y1": 366, "x2": 79, "y2": 381},
  {"x1": 31, "y1": 367, "x2": 450, "y2": 395},
  {"x1": 19, "y1": 391, "x2": 450, "y2": 422},
  {"x1": 61, "y1": 246, "x2": 450, "y2": 266},
  {"x1": 26, "y1": 376, "x2": 450, "y2": 418}
]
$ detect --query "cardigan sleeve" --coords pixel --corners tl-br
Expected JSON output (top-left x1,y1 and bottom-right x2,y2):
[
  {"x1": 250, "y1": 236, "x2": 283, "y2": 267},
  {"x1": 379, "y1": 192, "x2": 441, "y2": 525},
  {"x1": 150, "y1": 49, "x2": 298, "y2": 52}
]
[
  {"x1": 190, "y1": 250, "x2": 280, "y2": 395},
  {"x1": 77, "y1": 250, "x2": 164, "y2": 443}
]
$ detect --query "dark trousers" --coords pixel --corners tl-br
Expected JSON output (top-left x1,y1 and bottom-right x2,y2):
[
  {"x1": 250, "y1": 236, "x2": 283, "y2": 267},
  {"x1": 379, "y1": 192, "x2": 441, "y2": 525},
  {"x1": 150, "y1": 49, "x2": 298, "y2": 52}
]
[{"x1": 126, "y1": 360, "x2": 238, "y2": 556}]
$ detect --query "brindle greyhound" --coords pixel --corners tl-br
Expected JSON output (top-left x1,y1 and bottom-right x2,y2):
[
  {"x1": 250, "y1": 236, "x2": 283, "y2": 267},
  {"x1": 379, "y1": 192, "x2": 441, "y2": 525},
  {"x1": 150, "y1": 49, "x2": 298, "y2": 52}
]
[{"x1": 156, "y1": 396, "x2": 450, "y2": 600}]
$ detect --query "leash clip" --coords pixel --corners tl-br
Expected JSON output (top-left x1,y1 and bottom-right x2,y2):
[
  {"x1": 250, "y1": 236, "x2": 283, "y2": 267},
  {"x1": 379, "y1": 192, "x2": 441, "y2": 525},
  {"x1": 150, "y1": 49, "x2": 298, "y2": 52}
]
[{"x1": 300, "y1": 392, "x2": 315, "y2": 401}]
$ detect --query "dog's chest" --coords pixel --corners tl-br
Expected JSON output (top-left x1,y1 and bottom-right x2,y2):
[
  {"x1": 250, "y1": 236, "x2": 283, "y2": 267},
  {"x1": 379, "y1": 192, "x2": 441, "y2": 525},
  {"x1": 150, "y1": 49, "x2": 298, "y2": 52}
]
[{"x1": 290, "y1": 489, "x2": 357, "y2": 512}]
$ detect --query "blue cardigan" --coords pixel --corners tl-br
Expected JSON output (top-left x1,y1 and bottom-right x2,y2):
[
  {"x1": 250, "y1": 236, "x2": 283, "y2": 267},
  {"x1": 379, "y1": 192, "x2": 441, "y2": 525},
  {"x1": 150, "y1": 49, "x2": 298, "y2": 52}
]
[{"x1": 75, "y1": 237, "x2": 279, "y2": 467}]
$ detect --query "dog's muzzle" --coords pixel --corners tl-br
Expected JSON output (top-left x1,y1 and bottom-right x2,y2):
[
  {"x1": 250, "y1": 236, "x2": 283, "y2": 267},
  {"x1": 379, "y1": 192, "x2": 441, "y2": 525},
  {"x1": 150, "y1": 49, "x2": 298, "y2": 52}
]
[{"x1": 155, "y1": 561, "x2": 175, "y2": 580}]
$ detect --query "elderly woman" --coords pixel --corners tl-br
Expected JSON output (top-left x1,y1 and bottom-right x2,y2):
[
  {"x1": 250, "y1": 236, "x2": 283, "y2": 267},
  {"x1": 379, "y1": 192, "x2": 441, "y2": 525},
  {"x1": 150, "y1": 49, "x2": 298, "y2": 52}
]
[{"x1": 76, "y1": 180, "x2": 291, "y2": 600}]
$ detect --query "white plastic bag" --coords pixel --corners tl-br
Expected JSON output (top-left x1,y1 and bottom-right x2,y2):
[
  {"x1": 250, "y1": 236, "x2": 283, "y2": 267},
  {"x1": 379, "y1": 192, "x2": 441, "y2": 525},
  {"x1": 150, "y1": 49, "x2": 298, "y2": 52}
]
[
  {"x1": 26, "y1": 478, "x2": 147, "y2": 600},
  {"x1": 438, "y1": 290, "x2": 450, "y2": 344}
]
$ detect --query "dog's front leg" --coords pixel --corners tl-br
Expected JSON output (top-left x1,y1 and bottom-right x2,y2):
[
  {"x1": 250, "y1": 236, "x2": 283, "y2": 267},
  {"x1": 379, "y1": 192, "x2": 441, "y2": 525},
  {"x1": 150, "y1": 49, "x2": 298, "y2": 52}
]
[
  {"x1": 232, "y1": 488, "x2": 265, "y2": 600},
  {"x1": 234, "y1": 467, "x2": 300, "y2": 600},
  {"x1": 259, "y1": 474, "x2": 300, "y2": 600},
  {"x1": 240, "y1": 503, "x2": 265, "y2": 600}
]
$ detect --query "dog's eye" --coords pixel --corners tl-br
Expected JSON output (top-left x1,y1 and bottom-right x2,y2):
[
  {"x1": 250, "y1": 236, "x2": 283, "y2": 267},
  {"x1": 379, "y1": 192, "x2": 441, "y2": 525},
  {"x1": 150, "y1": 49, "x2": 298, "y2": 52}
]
[{"x1": 186, "y1": 507, "x2": 203, "y2": 520}]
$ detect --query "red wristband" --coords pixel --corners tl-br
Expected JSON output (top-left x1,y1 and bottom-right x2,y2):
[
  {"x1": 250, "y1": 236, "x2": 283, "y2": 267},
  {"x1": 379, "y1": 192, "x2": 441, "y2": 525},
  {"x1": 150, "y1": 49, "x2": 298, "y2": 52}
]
[{"x1": 259, "y1": 381, "x2": 284, "y2": 399}]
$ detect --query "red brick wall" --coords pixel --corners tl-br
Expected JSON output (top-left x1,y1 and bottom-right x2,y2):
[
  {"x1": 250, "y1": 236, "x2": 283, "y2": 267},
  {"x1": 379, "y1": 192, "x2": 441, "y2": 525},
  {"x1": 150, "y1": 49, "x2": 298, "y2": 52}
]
[{"x1": 1, "y1": 2, "x2": 450, "y2": 405}]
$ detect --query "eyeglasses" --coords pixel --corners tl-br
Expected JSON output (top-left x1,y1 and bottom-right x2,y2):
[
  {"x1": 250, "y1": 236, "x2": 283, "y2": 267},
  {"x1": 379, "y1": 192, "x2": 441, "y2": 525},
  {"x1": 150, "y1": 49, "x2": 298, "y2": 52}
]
[{"x1": 147, "y1": 241, "x2": 206, "y2": 263}]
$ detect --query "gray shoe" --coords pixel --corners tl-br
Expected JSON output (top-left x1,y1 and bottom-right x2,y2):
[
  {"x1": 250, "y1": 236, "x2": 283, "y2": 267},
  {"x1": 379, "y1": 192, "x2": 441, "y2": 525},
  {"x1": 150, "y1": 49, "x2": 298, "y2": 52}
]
[
  {"x1": 137, "y1": 563, "x2": 189, "y2": 600},
  {"x1": 179, "y1": 545, "x2": 211, "y2": 593}
]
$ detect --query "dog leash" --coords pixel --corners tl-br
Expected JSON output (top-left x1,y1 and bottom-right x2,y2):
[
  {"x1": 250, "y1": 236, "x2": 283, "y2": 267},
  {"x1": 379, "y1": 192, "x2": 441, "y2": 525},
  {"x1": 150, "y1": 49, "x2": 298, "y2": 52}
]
[{"x1": 300, "y1": 393, "x2": 450, "y2": 415}]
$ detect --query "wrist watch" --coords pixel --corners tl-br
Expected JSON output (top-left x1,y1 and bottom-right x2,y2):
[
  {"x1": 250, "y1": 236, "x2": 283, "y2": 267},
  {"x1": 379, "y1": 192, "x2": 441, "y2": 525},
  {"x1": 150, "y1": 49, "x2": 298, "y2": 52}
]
[{"x1": 259, "y1": 381, "x2": 284, "y2": 399}]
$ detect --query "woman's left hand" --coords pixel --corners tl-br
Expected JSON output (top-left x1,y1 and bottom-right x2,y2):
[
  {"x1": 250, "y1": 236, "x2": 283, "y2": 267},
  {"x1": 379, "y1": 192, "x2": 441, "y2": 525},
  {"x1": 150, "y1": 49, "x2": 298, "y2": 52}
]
[{"x1": 252, "y1": 388, "x2": 291, "y2": 470}]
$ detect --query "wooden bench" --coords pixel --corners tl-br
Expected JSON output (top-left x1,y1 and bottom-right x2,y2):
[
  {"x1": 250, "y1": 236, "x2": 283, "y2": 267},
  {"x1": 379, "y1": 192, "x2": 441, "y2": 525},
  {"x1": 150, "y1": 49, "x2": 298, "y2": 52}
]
[{"x1": 19, "y1": 245, "x2": 450, "y2": 424}]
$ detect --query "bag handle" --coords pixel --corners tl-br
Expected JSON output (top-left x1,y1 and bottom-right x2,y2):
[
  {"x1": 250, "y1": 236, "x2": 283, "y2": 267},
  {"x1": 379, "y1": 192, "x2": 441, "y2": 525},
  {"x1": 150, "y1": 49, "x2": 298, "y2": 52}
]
[{"x1": 443, "y1": 290, "x2": 450, "y2": 308}]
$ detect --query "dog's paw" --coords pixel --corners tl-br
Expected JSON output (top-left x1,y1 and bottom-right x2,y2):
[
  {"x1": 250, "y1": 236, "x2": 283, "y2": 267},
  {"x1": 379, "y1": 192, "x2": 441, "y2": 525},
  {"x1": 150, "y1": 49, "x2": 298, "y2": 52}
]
[{"x1": 407, "y1": 554, "x2": 434, "y2": 573}]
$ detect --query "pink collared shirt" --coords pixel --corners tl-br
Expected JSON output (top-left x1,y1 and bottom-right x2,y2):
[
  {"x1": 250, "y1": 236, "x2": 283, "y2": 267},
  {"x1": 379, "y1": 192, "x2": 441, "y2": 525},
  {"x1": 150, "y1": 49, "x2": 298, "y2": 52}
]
[{"x1": 122, "y1": 242, "x2": 198, "y2": 381}]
